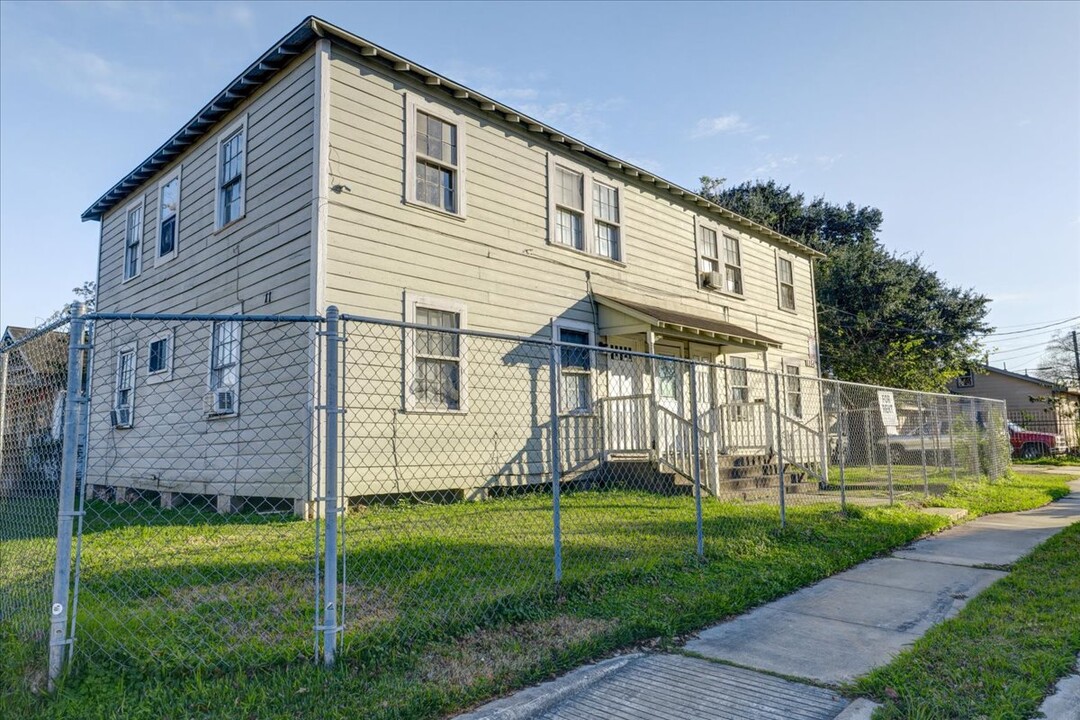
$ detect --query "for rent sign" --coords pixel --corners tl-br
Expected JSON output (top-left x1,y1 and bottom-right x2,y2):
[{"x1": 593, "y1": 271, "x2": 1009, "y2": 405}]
[{"x1": 877, "y1": 390, "x2": 899, "y2": 435}]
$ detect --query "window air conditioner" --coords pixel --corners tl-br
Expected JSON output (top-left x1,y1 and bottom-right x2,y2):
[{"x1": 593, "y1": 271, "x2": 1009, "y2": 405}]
[
  {"x1": 206, "y1": 388, "x2": 236, "y2": 416},
  {"x1": 703, "y1": 271, "x2": 724, "y2": 289},
  {"x1": 111, "y1": 406, "x2": 132, "y2": 428}
]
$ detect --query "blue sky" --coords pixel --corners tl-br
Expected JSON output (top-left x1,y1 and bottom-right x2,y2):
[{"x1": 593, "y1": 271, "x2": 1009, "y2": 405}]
[{"x1": 1, "y1": 1, "x2": 1077, "y2": 371}]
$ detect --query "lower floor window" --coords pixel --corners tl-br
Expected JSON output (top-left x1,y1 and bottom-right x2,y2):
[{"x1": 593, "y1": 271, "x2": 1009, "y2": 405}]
[
  {"x1": 414, "y1": 307, "x2": 462, "y2": 410},
  {"x1": 785, "y1": 364, "x2": 802, "y2": 418},
  {"x1": 557, "y1": 324, "x2": 593, "y2": 414}
]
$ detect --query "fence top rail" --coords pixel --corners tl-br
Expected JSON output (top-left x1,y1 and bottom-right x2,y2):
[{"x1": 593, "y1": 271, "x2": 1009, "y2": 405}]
[
  {"x1": 339, "y1": 313, "x2": 1010, "y2": 407},
  {"x1": 87, "y1": 312, "x2": 325, "y2": 324},
  {"x1": 0, "y1": 314, "x2": 73, "y2": 354},
  {"x1": 825, "y1": 374, "x2": 1007, "y2": 405}
]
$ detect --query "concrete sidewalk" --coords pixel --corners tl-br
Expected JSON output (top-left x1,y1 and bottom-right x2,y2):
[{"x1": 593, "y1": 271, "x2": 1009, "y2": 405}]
[{"x1": 458, "y1": 478, "x2": 1080, "y2": 720}]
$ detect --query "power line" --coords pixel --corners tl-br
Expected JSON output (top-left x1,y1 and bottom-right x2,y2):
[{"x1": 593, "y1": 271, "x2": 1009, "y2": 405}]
[
  {"x1": 990, "y1": 314, "x2": 1080, "y2": 330},
  {"x1": 982, "y1": 316, "x2": 1079, "y2": 338}
]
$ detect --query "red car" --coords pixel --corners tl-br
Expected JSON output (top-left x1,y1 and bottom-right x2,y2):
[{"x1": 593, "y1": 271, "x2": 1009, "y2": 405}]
[{"x1": 1007, "y1": 422, "x2": 1066, "y2": 459}]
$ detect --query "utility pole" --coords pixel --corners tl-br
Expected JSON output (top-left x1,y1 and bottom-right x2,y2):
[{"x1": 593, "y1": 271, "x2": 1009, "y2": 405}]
[{"x1": 1072, "y1": 330, "x2": 1080, "y2": 388}]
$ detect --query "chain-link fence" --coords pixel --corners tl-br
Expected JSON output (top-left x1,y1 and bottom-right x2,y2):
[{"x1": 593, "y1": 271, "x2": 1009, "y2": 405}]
[{"x1": 1, "y1": 308, "x2": 1011, "y2": 691}]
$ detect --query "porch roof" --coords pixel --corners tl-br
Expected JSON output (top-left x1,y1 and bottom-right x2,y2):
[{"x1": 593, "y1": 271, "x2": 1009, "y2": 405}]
[{"x1": 594, "y1": 296, "x2": 782, "y2": 350}]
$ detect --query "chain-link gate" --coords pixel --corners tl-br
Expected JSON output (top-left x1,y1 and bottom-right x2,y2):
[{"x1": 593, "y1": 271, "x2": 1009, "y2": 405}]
[{"x1": 1, "y1": 306, "x2": 1011, "y2": 691}]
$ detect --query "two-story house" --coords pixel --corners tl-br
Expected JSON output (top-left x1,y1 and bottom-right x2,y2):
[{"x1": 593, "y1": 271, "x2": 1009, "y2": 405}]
[{"x1": 81, "y1": 17, "x2": 825, "y2": 515}]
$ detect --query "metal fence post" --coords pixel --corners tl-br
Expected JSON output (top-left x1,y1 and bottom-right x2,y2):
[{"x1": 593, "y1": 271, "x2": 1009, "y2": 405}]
[
  {"x1": 917, "y1": 395, "x2": 929, "y2": 497},
  {"x1": 321, "y1": 306, "x2": 341, "y2": 667},
  {"x1": 773, "y1": 374, "x2": 786, "y2": 529},
  {"x1": 885, "y1": 419, "x2": 894, "y2": 506},
  {"x1": 836, "y1": 390, "x2": 847, "y2": 512},
  {"x1": 548, "y1": 330, "x2": 563, "y2": 584},
  {"x1": 47, "y1": 302, "x2": 86, "y2": 689},
  {"x1": 688, "y1": 362, "x2": 704, "y2": 559},
  {"x1": 946, "y1": 400, "x2": 957, "y2": 483}
]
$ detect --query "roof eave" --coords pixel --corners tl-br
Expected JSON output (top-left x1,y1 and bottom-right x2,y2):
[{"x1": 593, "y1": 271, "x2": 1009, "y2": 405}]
[
  {"x1": 80, "y1": 17, "x2": 320, "y2": 222},
  {"x1": 80, "y1": 16, "x2": 827, "y2": 261}
]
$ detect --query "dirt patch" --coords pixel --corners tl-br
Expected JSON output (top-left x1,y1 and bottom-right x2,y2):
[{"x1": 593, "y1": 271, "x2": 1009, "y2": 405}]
[{"x1": 417, "y1": 615, "x2": 615, "y2": 689}]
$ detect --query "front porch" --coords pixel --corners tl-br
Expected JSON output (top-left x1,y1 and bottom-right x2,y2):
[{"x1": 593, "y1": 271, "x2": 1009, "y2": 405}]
[{"x1": 573, "y1": 296, "x2": 829, "y2": 499}]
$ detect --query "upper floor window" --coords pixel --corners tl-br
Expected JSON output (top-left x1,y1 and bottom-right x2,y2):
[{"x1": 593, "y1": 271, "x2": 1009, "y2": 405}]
[
  {"x1": 778, "y1": 256, "x2": 795, "y2": 311},
  {"x1": 122, "y1": 199, "x2": 144, "y2": 282},
  {"x1": 592, "y1": 182, "x2": 621, "y2": 260},
  {"x1": 157, "y1": 168, "x2": 181, "y2": 264},
  {"x1": 722, "y1": 235, "x2": 743, "y2": 294},
  {"x1": 553, "y1": 166, "x2": 585, "y2": 250},
  {"x1": 547, "y1": 156, "x2": 623, "y2": 262},
  {"x1": 700, "y1": 226, "x2": 720, "y2": 275},
  {"x1": 216, "y1": 117, "x2": 247, "y2": 229},
  {"x1": 404, "y1": 292, "x2": 468, "y2": 412},
  {"x1": 405, "y1": 97, "x2": 466, "y2": 217}
]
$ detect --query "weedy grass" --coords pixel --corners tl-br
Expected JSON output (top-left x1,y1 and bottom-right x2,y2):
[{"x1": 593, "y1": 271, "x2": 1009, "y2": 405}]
[{"x1": 0, "y1": 473, "x2": 1069, "y2": 720}]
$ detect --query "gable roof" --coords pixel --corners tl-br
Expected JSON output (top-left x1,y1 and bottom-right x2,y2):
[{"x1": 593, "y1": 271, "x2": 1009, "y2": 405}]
[
  {"x1": 1, "y1": 326, "x2": 69, "y2": 378},
  {"x1": 80, "y1": 17, "x2": 825, "y2": 260},
  {"x1": 981, "y1": 364, "x2": 1069, "y2": 392}
]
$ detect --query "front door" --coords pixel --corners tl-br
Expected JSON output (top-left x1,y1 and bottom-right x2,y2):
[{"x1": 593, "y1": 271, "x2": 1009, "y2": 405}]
[
  {"x1": 654, "y1": 343, "x2": 685, "y2": 417},
  {"x1": 606, "y1": 340, "x2": 648, "y2": 451}
]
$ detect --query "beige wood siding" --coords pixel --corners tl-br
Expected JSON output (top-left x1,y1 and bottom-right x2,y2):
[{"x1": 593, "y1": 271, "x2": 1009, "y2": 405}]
[
  {"x1": 86, "y1": 52, "x2": 318, "y2": 505},
  {"x1": 325, "y1": 45, "x2": 822, "y2": 495}
]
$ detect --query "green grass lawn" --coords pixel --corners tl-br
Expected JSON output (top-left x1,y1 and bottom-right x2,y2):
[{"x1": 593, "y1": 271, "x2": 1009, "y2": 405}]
[
  {"x1": 853, "y1": 521, "x2": 1080, "y2": 720},
  {"x1": 0, "y1": 472, "x2": 1070, "y2": 720},
  {"x1": 1015, "y1": 454, "x2": 1080, "y2": 467},
  {"x1": 921, "y1": 471, "x2": 1072, "y2": 516}
]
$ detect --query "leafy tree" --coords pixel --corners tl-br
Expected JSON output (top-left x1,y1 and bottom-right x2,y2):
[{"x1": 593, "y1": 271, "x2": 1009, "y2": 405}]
[
  {"x1": 43, "y1": 281, "x2": 96, "y2": 325},
  {"x1": 1033, "y1": 327, "x2": 1080, "y2": 387},
  {"x1": 700, "y1": 178, "x2": 991, "y2": 391}
]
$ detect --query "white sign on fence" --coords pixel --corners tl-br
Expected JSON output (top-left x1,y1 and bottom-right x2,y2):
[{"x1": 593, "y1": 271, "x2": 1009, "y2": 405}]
[{"x1": 877, "y1": 390, "x2": 899, "y2": 435}]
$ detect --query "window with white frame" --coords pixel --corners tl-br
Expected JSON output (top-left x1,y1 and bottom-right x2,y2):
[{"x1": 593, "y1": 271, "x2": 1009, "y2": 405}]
[
  {"x1": 217, "y1": 119, "x2": 246, "y2": 228},
  {"x1": 699, "y1": 226, "x2": 720, "y2": 276},
  {"x1": 157, "y1": 169, "x2": 181, "y2": 262},
  {"x1": 406, "y1": 98, "x2": 465, "y2": 216},
  {"x1": 548, "y1": 156, "x2": 623, "y2": 262},
  {"x1": 728, "y1": 356, "x2": 749, "y2": 420},
  {"x1": 209, "y1": 320, "x2": 241, "y2": 416},
  {"x1": 785, "y1": 363, "x2": 802, "y2": 418},
  {"x1": 778, "y1": 256, "x2": 796, "y2": 311},
  {"x1": 592, "y1": 181, "x2": 621, "y2": 260},
  {"x1": 405, "y1": 293, "x2": 467, "y2": 411},
  {"x1": 553, "y1": 166, "x2": 585, "y2": 250},
  {"x1": 147, "y1": 332, "x2": 172, "y2": 383},
  {"x1": 555, "y1": 322, "x2": 594, "y2": 414},
  {"x1": 123, "y1": 200, "x2": 143, "y2": 281},
  {"x1": 723, "y1": 235, "x2": 743, "y2": 294},
  {"x1": 114, "y1": 347, "x2": 135, "y2": 427}
]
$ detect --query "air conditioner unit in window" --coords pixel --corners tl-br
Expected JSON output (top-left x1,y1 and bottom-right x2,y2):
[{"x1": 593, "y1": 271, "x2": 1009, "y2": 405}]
[
  {"x1": 206, "y1": 387, "x2": 236, "y2": 416},
  {"x1": 111, "y1": 406, "x2": 132, "y2": 429},
  {"x1": 956, "y1": 372, "x2": 975, "y2": 389},
  {"x1": 703, "y1": 271, "x2": 724, "y2": 289}
]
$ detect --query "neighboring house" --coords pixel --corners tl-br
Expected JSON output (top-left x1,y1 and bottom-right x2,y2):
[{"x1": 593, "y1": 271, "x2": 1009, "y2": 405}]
[
  {"x1": 949, "y1": 365, "x2": 1080, "y2": 449},
  {"x1": 0, "y1": 327, "x2": 69, "y2": 488},
  {"x1": 79, "y1": 17, "x2": 826, "y2": 515}
]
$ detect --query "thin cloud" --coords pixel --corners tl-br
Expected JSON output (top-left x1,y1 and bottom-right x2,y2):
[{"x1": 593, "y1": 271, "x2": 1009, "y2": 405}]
[
  {"x1": 25, "y1": 38, "x2": 164, "y2": 111},
  {"x1": 691, "y1": 114, "x2": 751, "y2": 139},
  {"x1": 441, "y1": 60, "x2": 621, "y2": 144},
  {"x1": 749, "y1": 154, "x2": 800, "y2": 178}
]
